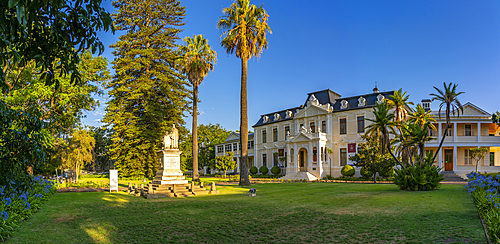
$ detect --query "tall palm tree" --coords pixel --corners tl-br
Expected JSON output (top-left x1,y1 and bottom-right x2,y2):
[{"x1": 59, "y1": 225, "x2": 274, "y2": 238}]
[
  {"x1": 179, "y1": 34, "x2": 217, "y2": 182},
  {"x1": 365, "y1": 101, "x2": 397, "y2": 155},
  {"x1": 217, "y1": 0, "x2": 271, "y2": 186},
  {"x1": 429, "y1": 82, "x2": 464, "y2": 163},
  {"x1": 387, "y1": 89, "x2": 414, "y2": 165}
]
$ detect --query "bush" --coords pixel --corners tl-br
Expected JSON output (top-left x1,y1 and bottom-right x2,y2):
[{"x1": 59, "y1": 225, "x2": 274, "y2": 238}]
[
  {"x1": 341, "y1": 165, "x2": 355, "y2": 177},
  {"x1": 360, "y1": 167, "x2": 373, "y2": 178},
  {"x1": 393, "y1": 164, "x2": 444, "y2": 191},
  {"x1": 465, "y1": 172, "x2": 500, "y2": 242},
  {"x1": 0, "y1": 176, "x2": 57, "y2": 241},
  {"x1": 259, "y1": 166, "x2": 269, "y2": 175},
  {"x1": 249, "y1": 166, "x2": 258, "y2": 175},
  {"x1": 379, "y1": 167, "x2": 395, "y2": 178},
  {"x1": 271, "y1": 166, "x2": 281, "y2": 176}
]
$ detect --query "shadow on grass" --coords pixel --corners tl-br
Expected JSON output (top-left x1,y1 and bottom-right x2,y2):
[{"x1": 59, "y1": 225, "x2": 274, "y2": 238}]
[{"x1": 8, "y1": 183, "x2": 487, "y2": 243}]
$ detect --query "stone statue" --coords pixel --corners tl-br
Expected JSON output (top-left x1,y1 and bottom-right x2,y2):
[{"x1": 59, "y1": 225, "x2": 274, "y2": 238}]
[{"x1": 163, "y1": 124, "x2": 179, "y2": 149}]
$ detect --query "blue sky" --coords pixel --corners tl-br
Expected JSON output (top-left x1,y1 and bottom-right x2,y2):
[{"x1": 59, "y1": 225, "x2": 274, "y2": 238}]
[{"x1": 82, "y1": 0, "x2": 500, "y2": 132}]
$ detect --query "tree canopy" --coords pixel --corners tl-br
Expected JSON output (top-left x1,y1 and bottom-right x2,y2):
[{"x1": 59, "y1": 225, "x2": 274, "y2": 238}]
[
  {"x1": 0, "y1": 0, "x2": 114, "y2": 87},
  {"x1": 104, "y1": 0, "x2": 189, "y2": 178}
]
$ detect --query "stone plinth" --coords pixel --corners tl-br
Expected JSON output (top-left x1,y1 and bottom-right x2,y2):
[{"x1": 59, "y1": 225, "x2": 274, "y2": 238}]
[{"x1": 152, "y1": 149, "x2": 188, "y2": 185}]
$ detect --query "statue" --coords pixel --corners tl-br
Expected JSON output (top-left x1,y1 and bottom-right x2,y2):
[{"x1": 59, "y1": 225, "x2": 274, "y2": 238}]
[{"x1": 163, "y1": 124, "x2": 179, "y2": 149}]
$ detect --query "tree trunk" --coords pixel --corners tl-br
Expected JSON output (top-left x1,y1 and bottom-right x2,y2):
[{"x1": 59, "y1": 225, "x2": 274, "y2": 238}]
[
  {"x1": 239, "y1": 58, "x2": 251, "y2": 186},
  {"x1": 373, "y1": 171, "x2": 377, "y2": 184},
  {"x1": 192, "y1": 85, "x2": 200, "y2": 181},
  {"x1": 432, "y1": 105, "x2": 451, "y2": 163}
]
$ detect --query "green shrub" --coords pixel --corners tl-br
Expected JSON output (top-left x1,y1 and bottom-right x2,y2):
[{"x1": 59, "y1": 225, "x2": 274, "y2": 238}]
[
  {"x1": 379, "y1": 167, "x2": 395, "y2": 178},
  {"x1": 271, "y1": 166, "x2": 281, "y2": 176},
  {"x1": 393, "y1": 164, "x2": 444, "y2": 191},
  {"x1": 360, "y1": 167, "x2": 373, "y2": 178},
  {"x1": 249, "y1": 166, "x2": 258, "y2": 175},
  {"x1": 259, "y1": 166, "x2": 269, "y2": 175},
  {"x1": 341, "y1": 165, "x2": 355, "y2": 177}
]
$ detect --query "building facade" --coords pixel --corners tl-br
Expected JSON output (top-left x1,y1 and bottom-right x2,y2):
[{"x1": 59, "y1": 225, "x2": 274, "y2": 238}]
[{"x1": 215, "y1": 88, "x2": 500, "y2": 179}]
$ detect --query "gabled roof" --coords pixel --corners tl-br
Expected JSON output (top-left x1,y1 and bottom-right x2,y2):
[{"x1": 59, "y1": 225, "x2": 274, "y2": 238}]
[{"x1": 430, "y1": 102, "x2": 491, "y2": 118}]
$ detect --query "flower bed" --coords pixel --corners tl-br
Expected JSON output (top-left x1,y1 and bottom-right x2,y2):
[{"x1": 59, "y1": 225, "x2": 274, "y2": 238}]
[
  {"x1": 0, "y1": 176, "x2": 56, "y2": 241},
  {"x1": 465, "y1": 172, "x2": 500, "y2": 242}
]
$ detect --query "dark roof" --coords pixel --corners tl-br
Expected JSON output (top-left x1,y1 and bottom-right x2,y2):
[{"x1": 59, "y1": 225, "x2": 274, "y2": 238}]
[
  {"x1": 252, "y1": 107, "x2": 301, "y2": 127},
  {"x1": 253, "y1": 89, "x2": 395, "y2": 127},
  {"x1": 304, "y1": 89, "x2": 341, "y2": 107},
  {"x1": 331, "y1": 91, "x2": 394, "y2": 112}
]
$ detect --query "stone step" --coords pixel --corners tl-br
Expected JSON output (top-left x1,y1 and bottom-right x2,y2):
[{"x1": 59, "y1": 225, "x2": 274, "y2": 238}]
[{"x1": 442, "y1": 172, "x2": 466, "y2": 182}]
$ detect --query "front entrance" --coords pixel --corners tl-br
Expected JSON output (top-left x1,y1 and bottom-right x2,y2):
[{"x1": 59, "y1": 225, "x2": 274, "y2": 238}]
[
  {"x1": 299, "y1": 148, "x2": 308, "y2": 171},
  {"x1": 444, "y1": 149, "x2": 453, "y2": 171}
]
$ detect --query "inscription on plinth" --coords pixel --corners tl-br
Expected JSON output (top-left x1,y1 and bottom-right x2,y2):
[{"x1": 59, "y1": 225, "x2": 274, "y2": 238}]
[{"x1": 152, "y1": 149, "x2": 188, "y2": 185}]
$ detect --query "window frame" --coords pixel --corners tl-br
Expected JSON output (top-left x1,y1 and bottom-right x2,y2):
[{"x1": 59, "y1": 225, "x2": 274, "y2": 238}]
[
  {"x1": 357, "y1": 116, "x2": 364, "y2": 133},
  {"x1": 340, "y1": 148, "x2": 347, "y2": 166},
  {"x1": 340, "y1": 118, "x2": 347, "y2": 135}
]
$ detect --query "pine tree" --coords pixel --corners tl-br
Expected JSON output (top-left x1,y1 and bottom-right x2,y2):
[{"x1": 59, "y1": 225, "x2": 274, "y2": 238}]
[{"x1": 103, "y1": 0, "x2": 189, "y2": 178}]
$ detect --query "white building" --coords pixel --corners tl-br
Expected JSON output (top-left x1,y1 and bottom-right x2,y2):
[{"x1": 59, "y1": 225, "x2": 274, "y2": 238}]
[{"x1": 215, "y1": 88, "x2": 500, "y2": 179}]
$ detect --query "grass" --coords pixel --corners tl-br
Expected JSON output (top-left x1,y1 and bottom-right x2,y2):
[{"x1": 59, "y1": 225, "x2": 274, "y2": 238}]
[{"x1": 8, "y1": 183, "x2": 486, "y2": 243}]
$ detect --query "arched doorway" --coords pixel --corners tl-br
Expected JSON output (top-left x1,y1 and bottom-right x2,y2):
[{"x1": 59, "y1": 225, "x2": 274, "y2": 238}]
[{"x1": 299, "y1": 148, "x2": 308, "y2": 171}]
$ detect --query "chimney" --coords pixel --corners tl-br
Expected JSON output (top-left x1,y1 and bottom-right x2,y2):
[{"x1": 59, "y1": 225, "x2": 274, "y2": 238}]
[{"x1": 421, "y1": 99, "x2": 431, "y2": 112}]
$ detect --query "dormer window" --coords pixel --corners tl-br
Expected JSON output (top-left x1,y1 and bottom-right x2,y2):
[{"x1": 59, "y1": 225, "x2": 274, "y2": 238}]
[
  {"x1": 286, "y1": 110, "x2": 293, "y2": 118},
  {"x1": 358, "y1": 97, "x2": 366, "y2": 106},
  {"x1": 377, "y1": 94, "x2": 385, "y2": 103},
  {"x1": 263, "y1": 116, "x2": 269, "y2": 123},
  {"x1": 274, "y1": 113, "x2": 280, "y2": 121},
  {"x1": 340, "y1": 100, "x2": 348, "y2": 109}
]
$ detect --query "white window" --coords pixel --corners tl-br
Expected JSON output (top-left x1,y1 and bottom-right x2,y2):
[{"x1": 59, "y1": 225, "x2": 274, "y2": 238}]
[
  {"x1": 225, "y1": 144, "x2": 232, "y2": 152},
  {"x1": 465, "y1": 124, "x2": 472, "y2": 136},
  {"x1": 217, "y1": 145, "x2": 223, "y2": 153}
]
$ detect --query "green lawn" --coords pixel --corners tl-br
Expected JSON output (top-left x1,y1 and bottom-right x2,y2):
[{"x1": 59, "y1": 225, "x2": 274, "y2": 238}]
[{"x1": 9, "y1": 183, "x2": 485, "y2": 243}]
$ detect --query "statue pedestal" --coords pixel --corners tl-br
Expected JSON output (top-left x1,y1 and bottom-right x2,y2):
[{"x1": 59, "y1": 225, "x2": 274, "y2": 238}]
[{"x1": 152, "y1": 149, "x2": 188, "y2": 185}]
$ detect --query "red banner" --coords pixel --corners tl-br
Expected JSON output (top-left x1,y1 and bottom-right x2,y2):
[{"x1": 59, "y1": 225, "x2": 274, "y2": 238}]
[{"x1": 348, "y1": 143, "x2": 356, "y2": 153}]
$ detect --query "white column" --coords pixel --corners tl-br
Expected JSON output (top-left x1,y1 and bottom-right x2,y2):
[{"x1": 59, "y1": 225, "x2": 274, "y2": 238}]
[
  {"x1": 236, "y1": 157, "x2": 240, "y2": 173},
  {"x1": 477, "y1": 122, "x2": 481, "y2": 142},
  {"x1": 293, "y1": 143, "x2": 298, "y2": 172},
  {"x1": 438, "y1": 122, "x2": 442, "y2": 142},
  {"x1": 327, "y1": 114, "x2": 332, "y2": 135},
  {"x1": 308, "y1": 141, "x2": 313, "y2": 171},
  {"x1": 438, "y1": 148, "x2": 442, "y2": 169},
  {"x1": 453, "y1": 122, "x2": 457, "y2": 142},
  {"x1": 453, "y1": 146, "x2": 457, "y2": 172}
]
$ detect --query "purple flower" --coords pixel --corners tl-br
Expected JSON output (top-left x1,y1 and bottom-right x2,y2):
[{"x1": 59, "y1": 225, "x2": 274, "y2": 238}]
[
  {"x1": 3, "y1": 197, "x2": 11, "y2": 206},
  {"x1": 0, "y1": 211, "x2": 7, "y2": 220}
]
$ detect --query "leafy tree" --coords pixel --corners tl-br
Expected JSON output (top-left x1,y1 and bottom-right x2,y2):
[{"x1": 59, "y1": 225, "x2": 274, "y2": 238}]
[
  {"x1": 387, "y1": 89, "x2": 414, "y2": 164},
  {"x1": 493, "y1": 111, "x2": 500, "y2": 135},
  {"x1": 0, "y1": 101, "x2": 47, "y2": 193},
  {"x1": 180, "y1": 124, "x2": 231, "y2": 173},
  {"x1": 179, "y1": 34, "x2": 217, "y2": 181},
  {"x1": 89, "y1": 126, "x2": 113, "y2": 172},
  {"x1": 217, "y1": 0, "x2": 271, "y2": 186},
  {"x1": 104, "y1": 0, "x2": 189, "y2": 178},
  {"x1": 349, "y1": 134, "x2": 396, "y2": 183},
  {"x1": 4, "y1": 52, "x2": 110, "y2": 136},
  {"x1": 64, "y1": 128, "x2": 95, "y2": 182},
  {"x1": 430, "y1": 82, "x2": 464, "y2": 163},
  {"x1": 470, "y1": 147, "x2": 488, "y2": 173},
  {"x1": 0, "y1": 0, "x2": 113, "y2": 86},
  {"x1": 215, "y1": 152, "x2": 236, "y2": 178}
]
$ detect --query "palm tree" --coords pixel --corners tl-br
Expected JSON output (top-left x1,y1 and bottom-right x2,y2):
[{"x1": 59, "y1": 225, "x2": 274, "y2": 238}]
[
  {"x1": 429, "y1": 82, "x2": 464, "y2": 163},
  {"x1": 217, "y1": 0, "x2": 271, "y2": 186},
  {"x1": 387, "y1": 89, "x2": 414, "y2": 165},
  {"x1": 409, "y1": 104, "x2": 437, "y2": 131},
  {"x1": 365, "y1": 101, "x2": 397, "y2": 155},
  {"x1": 387, "y1": 88, "x2": 414, "y2": 123},
  {"x1": 179, "y1": 34, "x2": 217, "y2": 182},
  {"x1": 401, "y1": 122, "x2": 435, "y2": 169}
]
